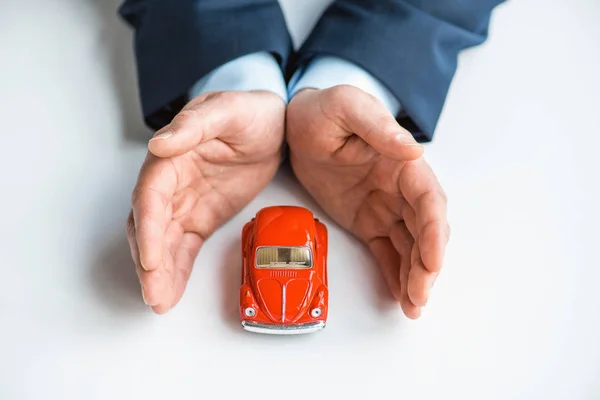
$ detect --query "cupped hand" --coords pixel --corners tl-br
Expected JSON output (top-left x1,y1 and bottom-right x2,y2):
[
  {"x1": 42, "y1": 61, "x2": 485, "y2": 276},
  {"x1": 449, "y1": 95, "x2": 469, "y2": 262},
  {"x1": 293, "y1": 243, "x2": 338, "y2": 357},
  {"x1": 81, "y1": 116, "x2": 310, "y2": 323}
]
[
  {"x1": 286, "y1": 86, "x2": 450, "y2": 319},
  {"x1": 127, "y1": 91, "x2": 285, "y2": 314}
]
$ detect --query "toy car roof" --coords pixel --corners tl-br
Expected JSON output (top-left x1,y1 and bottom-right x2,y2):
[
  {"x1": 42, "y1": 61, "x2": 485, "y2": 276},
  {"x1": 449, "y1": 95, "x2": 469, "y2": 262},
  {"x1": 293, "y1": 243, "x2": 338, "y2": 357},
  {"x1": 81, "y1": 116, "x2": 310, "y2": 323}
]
[{"x1": 253, "y1": 206, "x2": 317, "y2": 248}]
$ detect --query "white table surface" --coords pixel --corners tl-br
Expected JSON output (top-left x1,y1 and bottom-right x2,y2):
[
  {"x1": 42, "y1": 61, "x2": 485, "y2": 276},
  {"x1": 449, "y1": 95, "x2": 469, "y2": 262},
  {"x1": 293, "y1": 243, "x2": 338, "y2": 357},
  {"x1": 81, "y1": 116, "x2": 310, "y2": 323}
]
[{"x1": 1, "y1": 0, "x2": 599, "y2": 399}]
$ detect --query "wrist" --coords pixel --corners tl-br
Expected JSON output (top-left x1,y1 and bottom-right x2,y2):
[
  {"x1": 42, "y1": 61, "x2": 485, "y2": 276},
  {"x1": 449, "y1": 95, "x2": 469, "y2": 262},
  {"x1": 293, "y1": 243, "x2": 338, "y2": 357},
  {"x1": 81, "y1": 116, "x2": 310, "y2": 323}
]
[
  {"x1": 288, "y1": 56, "x2": 401, "y2": 115},
  {"x1": 248, "y1": 89, "x2": 288, "y2": 107}
]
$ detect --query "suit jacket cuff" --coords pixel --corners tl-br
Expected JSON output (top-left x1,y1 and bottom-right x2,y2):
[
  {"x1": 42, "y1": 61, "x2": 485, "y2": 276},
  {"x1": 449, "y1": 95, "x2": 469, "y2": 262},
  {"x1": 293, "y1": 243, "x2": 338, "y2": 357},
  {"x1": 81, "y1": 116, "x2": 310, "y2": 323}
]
[
  {"x1": 119, "y1": 0, "x2": 292, "y2": 131},
  {"x1": 291, "y1": 1, "x2": 502, "y2": 142},
  {"x1": 189, "y1": 52, "x2": 287, "y2": 103}
]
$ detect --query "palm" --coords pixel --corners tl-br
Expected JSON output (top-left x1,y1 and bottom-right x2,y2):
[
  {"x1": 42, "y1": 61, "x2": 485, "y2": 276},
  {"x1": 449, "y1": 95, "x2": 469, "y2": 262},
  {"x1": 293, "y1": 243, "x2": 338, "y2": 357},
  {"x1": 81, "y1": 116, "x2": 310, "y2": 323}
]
[
  {"x1": 128, "y1": 91, "x2": 285, "y2": 314},
  {"x1": 287, "y1": 86, "x2": 449, "y2": 319}
]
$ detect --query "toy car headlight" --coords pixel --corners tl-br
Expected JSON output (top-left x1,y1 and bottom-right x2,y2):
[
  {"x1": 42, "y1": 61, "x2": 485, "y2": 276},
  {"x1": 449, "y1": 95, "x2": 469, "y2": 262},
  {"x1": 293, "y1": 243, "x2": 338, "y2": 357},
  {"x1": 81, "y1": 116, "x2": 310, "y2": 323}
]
[
  {"x1": 244, "y1": 307, "x2": 256, "y2": 317},
  {"x1": 310, "y1": 308, "x2": 322, "y2": 318}
]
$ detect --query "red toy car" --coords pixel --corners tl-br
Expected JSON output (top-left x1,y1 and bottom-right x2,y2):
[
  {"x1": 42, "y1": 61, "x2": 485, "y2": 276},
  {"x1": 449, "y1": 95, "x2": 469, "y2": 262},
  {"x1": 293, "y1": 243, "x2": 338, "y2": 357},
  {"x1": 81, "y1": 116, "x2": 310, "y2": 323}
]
[{"x1": 240, "y1": 206, "x2": 328, "y2": 334}]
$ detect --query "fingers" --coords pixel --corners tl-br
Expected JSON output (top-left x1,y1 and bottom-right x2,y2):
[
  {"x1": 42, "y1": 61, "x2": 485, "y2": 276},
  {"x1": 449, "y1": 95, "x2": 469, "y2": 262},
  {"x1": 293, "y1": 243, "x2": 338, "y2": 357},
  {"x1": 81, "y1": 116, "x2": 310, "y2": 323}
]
[
  {"x1": 132, "y1": 157, "x2": 176, "y2": 272},
  {"x1": 129, "y1": 153, "x2": 179, "y2": 313},
  {"x1": 170, "y1": 232, "x2": 204, "y2": 308},
  {"x1": 148, "y1": 94, "x2": 234, "y2": 158},
  {"x1": 132, "y1": 192, "x2": 167, "y2": 272},
  {"x1": 128, "y1": 210, "x2": 203, "y2": 313},
  {"x1": 369, "y1": 237, "x2": 402, "y2": 301},
  {"x1": 137, "y1": 260, "x2": 173, "y2": 314},
  {"x1": 407, "y1": 241, "x2": 438, "y2": 308},
  {"x1": 370, "y1": 234, "x2": 421, "y2": 319},
  {"x1": 126, "y1": 210, "x2": 145, "y2": 299},
  {"x1": 127, "y1": 210, "x2": 172, "y2": 311},
  {"x1": 143, "y1": 230, "x2": 203, "y2": 312},
  {"x1": 389, "y1": 223, "x2": 421, "y2": 319},
  {"x1": 401, "y1": 201, "x2": 418, "y2": 238},
  {"x1": 399, "y1": 158, "x2": 450, "y2": 273},
  {"x1": 419, "y1": 217, "x2": 451, "y2": 275},
  {"x1": 320, "y1": 85, "x2": 424, "y2": 161}
]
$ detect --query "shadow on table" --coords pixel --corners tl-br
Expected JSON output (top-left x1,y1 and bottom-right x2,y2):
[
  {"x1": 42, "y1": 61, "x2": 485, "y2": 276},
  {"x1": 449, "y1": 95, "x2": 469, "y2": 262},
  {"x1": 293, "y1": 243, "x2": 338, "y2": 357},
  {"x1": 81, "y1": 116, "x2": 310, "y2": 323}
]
[
  {"x1": 277, "y1": 163, "x2": 402, "y2": 315},
  {"x1": 88, "y1": 230, "x2": 148, "y2": 316},
  {"x1": 218, "y1": 237, "x2": 243, "y2": 332},
  {"x1": 91, "y1": 0, "x2": 152, "y2": 142}
]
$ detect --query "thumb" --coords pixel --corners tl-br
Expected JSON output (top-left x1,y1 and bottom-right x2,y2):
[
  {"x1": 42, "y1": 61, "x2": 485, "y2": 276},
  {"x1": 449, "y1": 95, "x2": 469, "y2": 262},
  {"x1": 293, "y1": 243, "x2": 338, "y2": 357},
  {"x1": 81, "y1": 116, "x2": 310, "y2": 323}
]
[
  {"x1": 322, "y1": 85, "x2": 424, "y2": 161},
  {"x1": 147, "y1": 93, "x2": 239, "y2": 158}
]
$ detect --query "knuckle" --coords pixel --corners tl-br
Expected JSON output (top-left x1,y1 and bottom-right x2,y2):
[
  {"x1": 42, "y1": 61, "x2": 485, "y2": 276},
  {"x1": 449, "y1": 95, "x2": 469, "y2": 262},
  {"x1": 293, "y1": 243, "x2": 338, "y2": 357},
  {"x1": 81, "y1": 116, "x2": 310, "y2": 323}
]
[
  {"x1": 323, "y1": 85, "x2": 354, "y2": 104},
  {"x1": 192, "y1": 90, "x2": 239, "y2": 105},
  {"x1": 320, "y1": 87, "x2": 347, "y2": 119},
  {"x1": 171, "y1": 109, "x2": 196, "y2": 126},
  {"x1": 324, "y1": 85, "x2": 345, "y2": 100},
  {"x1": 325, "y1": 84, "x2": 377, "y2": 107},
  {"x1": 375, "y1": 114, "x2": 397, "y2": 137},
  {"x1": 186, "y1": 91, "x2": 211, "y2": 106},
  {"x1": 130, "y1": 185, "x2": 142, "y2": 206},
  {"x1": 126, "y1": 211, "x2": 136, "y2": 236},
  {"x1": 382, "y1": 117, "x2": 404, "y2": 137},
  {"x1": 438, "y1": 187, "x2": 448, "y2": 204},
  {"x1": 415, "y1": 188, "x2": 435, "y2": 208},
  {"x1": 211, "y1": 90, "x2": 242, "y2": 105},
  {"x1": 423, "y1": 186, "x2": 446, "y2": 206}
]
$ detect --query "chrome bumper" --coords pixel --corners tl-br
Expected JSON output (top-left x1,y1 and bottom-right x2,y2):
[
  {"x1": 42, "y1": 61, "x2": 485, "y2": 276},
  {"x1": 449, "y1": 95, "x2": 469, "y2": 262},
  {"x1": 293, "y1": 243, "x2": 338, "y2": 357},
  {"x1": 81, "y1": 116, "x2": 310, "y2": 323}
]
[{"x1": 241, "y1": 320, "x2": 325, "y2": 335}]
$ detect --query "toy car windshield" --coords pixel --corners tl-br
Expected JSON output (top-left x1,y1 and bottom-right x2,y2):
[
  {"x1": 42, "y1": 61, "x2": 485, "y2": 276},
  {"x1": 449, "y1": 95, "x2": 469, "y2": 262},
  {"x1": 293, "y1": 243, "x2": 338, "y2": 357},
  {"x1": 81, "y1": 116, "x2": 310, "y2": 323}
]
[{"x1": 255, "y1": 246, "x2": 312, "y2": 268}]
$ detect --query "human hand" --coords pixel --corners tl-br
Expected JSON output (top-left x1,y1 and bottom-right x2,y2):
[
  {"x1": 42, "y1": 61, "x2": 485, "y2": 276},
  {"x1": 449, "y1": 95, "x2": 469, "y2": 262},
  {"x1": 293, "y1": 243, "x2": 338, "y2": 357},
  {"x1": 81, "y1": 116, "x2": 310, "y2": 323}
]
[
  {"x1": 127, "y1": 91, "x2": 285, "y2": 314},
  {"x1": 286, "y1": 86, "x2": 450, "y2": 319}
]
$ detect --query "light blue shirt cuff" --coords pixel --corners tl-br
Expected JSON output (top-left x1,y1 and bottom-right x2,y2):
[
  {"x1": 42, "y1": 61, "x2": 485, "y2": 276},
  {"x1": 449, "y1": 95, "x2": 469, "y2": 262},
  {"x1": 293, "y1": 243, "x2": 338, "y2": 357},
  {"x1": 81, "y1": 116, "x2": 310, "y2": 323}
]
[
  {"x1": 288, "y1": 56, "x2": 401, "y2": 115},
  {"x1": 188, "y1": 52, "x2": 287, "y2": 103}
]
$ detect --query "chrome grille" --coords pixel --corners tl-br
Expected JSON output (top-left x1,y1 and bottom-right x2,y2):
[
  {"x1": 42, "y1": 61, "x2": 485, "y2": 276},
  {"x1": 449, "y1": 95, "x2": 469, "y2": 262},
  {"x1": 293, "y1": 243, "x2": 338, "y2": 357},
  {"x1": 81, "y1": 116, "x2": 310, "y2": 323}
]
[{"x1": 269, "y1": 270, "x2": 298, "y2": 278}]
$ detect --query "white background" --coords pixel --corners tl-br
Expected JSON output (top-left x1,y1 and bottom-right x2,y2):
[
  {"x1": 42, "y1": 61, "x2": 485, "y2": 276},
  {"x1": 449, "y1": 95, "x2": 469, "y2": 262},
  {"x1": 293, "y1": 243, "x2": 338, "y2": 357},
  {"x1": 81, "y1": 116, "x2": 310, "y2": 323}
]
[{"x1": 1, "y1": 0, "x2": 599, "y2": 399}]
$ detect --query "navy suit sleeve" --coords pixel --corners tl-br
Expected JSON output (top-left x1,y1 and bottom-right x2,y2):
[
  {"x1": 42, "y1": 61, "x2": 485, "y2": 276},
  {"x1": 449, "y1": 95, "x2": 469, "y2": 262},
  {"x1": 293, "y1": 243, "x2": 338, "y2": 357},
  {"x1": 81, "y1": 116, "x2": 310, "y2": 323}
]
[
  {"x1": 291, "y1": 0, "x2": 505, "y2": 142},
  {"x1": 119, "y1": 0, "x2": 292, "y2": 131}
]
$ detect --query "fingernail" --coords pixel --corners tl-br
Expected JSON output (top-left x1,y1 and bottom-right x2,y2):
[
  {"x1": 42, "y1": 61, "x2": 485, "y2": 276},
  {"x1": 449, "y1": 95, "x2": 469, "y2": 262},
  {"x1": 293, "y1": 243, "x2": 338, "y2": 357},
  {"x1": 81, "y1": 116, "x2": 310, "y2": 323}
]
[{"x1": 150, "y1": 131, "x2": 173, "y2": 141}]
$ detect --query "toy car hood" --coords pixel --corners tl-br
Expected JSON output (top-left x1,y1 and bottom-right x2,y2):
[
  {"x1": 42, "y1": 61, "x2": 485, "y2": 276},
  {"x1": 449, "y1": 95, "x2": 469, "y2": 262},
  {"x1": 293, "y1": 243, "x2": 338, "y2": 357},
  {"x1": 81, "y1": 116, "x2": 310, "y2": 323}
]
[{"x1": 253, "y1": 271, "x2": 317, "y2": 323}]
